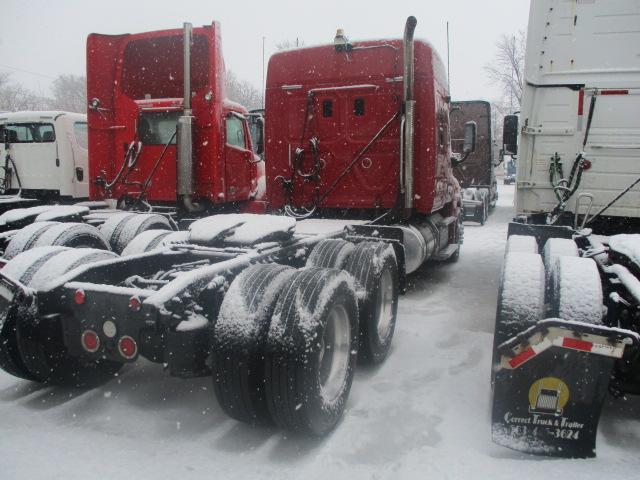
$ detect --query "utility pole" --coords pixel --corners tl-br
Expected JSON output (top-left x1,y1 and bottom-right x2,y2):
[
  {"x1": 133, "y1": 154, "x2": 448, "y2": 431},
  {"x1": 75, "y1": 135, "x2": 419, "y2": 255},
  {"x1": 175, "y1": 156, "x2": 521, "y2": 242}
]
[
  {"x1": 262, "y1": 36, "x2": 266, "y2": 109},
  {"x1": 446, "y1": 22, "x2": 451, "y2": 96}
]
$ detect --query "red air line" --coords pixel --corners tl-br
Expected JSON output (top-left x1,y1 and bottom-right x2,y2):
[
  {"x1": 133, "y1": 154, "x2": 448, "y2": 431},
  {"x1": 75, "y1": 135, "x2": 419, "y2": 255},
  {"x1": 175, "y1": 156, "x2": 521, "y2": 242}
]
[
  {"x1": 601, "y1": 89, "x2": 629, "y2": 95},
  {"x1": 577, "y1": 89, "x2": 584, "y2": 115}
]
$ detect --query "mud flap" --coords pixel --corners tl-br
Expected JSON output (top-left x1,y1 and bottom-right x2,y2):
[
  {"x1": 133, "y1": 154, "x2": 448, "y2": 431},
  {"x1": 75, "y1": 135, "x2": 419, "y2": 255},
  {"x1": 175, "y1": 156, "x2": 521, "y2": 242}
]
[{"x1": 492, "y1": 319, "x2": 639, "y2": 458}]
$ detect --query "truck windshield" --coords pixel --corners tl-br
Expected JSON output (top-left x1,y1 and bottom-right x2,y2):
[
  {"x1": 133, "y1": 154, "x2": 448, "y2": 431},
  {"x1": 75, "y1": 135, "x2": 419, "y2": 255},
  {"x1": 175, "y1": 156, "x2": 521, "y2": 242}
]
[
  {"x1": 0, "y1": 123, "x2": 55, "y2": 143},
  {"x1": 137, "y1": 111, "x2": 179, "y2": 145}
]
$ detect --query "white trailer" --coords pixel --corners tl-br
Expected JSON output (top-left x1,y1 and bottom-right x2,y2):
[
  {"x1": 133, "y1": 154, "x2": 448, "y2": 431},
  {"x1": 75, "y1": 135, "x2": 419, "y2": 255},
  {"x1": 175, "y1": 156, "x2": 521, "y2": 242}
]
[
  {"x1": 492, "y1": 0, "x2": 640, "y2": 459},
  {"x1": 0, "y1": 111, "x2": 89, "y2": 209},
  {"x1": 514, "y1": 0, "x2": 640, "y2": 227}
]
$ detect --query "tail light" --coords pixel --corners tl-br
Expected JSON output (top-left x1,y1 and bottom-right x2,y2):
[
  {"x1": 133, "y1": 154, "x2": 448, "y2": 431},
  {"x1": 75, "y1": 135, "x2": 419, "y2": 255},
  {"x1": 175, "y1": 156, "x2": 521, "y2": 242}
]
[
  {"x1": 81, "y1": 330, "x2": 100, "y2": 353},
  {"x1": 128, "y1": 296, "x2": 141, "y2": 311},
  {"x1": 118, "y1": 336, "x2": 137, "y2": 360},
  {"x1": 74, "y1": 289, "x2": 86, "y2": 305}
]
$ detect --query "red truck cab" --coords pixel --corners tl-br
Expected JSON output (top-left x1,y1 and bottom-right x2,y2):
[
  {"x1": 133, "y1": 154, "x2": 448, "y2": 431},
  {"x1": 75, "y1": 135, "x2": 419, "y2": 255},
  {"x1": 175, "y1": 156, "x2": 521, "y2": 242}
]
[
  {"x1": 86, "y1": 22, "x2": 262, "y2": 209},
  {"x1": 264, "y1": 36, "x2": 458, "y2": 217}
]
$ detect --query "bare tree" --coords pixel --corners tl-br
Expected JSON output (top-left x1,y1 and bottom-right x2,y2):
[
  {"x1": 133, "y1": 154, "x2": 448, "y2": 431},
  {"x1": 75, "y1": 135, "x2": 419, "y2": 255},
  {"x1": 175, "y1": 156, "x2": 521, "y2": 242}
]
[
  {"x1": 49, "y1": 74, "x2": 87, "y2": 113},
  {"x1": 224, "y1": 70, "x2": 262, "y2": 111},
  {"x1": 0, "y1": 72, "x2": 50, "y2": 111},
  {"x1": 484, "y1": 31, "x2": 526, "y2": 112}
]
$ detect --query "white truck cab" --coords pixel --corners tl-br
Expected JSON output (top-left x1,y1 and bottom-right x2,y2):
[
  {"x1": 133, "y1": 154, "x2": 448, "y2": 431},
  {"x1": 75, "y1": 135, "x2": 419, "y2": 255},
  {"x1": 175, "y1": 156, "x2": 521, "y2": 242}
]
[
  {"x1": 513, "y1": 0, "x2": 640, "y2": 230},
  {"x1": 0, "y1": 111, "x2": 88, "y2": 200}
]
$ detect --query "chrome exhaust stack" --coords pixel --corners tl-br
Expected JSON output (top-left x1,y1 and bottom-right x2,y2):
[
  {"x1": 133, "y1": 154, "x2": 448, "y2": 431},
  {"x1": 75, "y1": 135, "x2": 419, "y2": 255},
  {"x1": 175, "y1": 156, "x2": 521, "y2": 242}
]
[
  {"x1": 177, "y1": 22, "x2": 201, "y2": 212},
  {"x1": 402, "y1": 16, "x2": 417, "y2": 216}
]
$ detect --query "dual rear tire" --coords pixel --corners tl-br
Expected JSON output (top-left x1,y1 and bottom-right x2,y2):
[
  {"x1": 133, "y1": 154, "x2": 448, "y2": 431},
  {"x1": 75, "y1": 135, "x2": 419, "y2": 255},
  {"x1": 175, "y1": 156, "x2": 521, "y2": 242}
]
[{"x1": 212, "y1": 239, "x2": 399, "y2": 435}]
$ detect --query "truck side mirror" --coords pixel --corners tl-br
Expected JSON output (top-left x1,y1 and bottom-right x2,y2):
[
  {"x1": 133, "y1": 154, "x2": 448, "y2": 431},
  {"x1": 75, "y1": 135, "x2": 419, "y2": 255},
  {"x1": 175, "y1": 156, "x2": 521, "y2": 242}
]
[
  {"x1": 247, "y1": 114, "x2": 265, "y2": 157},
  {"x1": 255, "y1": 116, "x2": 264, "y2": 157},
  {"x1": 463, "y1": 121, "x2": 476, "y2": 154},
  {"x1": 503, "y1": 114, "x2": 518, "y2": 155}
]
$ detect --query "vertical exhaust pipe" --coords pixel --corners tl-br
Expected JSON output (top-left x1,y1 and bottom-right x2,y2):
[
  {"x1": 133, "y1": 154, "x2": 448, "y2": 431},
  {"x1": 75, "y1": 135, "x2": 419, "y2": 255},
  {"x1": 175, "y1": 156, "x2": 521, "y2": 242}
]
[
  {"x1": 177, "y1": 22, "x2": 201, "y2": 212},
  {"x1": 403, "y1": 16, "x2": 417, "y2": 217}
]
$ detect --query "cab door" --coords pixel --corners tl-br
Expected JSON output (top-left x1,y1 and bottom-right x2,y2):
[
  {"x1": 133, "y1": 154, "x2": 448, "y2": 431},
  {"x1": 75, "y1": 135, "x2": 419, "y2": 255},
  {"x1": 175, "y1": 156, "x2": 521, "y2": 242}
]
[
  {"x1": 3, "y1": 122, "x2": 60, "y2": 193},
  {"x1": 224, "y1": 113, "x2": 254, "y2": 202}
]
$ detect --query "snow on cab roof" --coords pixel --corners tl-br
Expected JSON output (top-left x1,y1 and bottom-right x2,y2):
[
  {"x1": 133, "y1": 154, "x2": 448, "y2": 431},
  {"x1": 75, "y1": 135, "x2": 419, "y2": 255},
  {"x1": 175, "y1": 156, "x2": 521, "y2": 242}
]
[{"x1": 0, "y1": 111, "x2": 86, "y2": 122}]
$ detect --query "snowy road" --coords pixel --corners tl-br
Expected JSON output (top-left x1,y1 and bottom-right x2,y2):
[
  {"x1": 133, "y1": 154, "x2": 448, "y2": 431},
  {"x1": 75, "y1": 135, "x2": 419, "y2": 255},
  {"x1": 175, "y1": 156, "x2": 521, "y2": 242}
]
[{"x1": 1, "y1": 184, "x2": 639, "y2": 479}]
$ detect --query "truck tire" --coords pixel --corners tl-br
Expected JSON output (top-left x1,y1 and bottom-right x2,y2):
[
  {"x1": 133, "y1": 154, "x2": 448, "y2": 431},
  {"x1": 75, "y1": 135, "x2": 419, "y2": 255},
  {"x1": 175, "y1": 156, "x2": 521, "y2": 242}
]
[
  {"x1": 265, "y1": 267, "x2": 359, "y2": 435},
  {"x1": 547, "y1": 256, "x2": 602, "y2": 324},
  {"x1": 212, "y1": 263, "x2": 294, "y2": 425},
  {"x1": 121, "y1": 230, "x2": 172, "y2": 256},
  {"x1": 492, "y1": 252, "x2": 545, "y2": 383},
  {"x1": 506, "y1": 234, "x2": 538, "y2": 254},
  {"x1": 344, "y1": 241, "x2": 399, "y2": 364},
  {"x1": 494, "y1": 252, "x2": 545, "y2": 346},
  {"x1": 0, "y1": 246, "x2": 69, "y2": 380},
  {"x1": 33, "y1": 223, "x2": 111, "y2": 252},
  {"x1": 306, "y1": 239, "x2": 355, "y2": 269},
  {"x1": 3, "y1": 221, "x2": 59, "y2": 260},
  {"x1": 99, "y1": 213, "x2": 172, "y2": 254},
  {"x1": 14, "y1": 248, "x2": 123, "y2": 386},
  {"x1": 542, "y1": 238, "x2": 579, "y2": 273}
]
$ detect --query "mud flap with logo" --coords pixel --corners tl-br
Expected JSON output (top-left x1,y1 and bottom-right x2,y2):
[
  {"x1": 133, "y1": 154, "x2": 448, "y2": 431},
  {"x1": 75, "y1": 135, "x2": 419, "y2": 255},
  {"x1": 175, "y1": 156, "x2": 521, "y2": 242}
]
[{"x1": 492, "y1": 319, "x2": 639, "y2": 458}]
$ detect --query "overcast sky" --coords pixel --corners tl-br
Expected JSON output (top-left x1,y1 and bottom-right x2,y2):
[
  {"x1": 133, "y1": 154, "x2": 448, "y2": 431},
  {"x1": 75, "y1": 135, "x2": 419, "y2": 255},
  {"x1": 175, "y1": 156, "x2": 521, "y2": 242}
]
[{"x1": 0, "y1": 0, "x2": 530, "y2": 102}]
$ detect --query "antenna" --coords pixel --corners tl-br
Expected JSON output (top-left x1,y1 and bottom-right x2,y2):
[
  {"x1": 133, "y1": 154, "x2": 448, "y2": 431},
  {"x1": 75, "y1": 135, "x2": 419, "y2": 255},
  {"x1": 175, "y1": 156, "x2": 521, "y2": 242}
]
[{"x1": 446, "y1": 21, "x2": 451, "y2": 96}]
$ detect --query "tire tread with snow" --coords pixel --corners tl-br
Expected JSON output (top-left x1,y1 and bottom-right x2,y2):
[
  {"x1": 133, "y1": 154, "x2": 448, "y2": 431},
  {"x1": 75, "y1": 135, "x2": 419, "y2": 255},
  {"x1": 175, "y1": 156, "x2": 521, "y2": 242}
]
[
  {"x1": 212, "y1": 263, "x2": 294, "y2": 425},
  {"x1": 33, "y1": 223, "x2": 111, "y2": 251},
  {"x1": 305, "y1": 239, "x2": 355, "y2": 270},
  {"x1": 121, "y1": 230, "x2": 173, "y2": 256},
  {"x1": 99, "y1": 213, "x2": 172, "y2": 254},
  {"x1": 3, "y1": 221, "x2": 59, "y2": 260},
  {"x1": 494, "y1": 252, "x2": 545, "y2": 348},
  {"x1": 264, "y1": 267, "x2": 359, "y2": 435},
  {"x1": 547, "y1": 256, "x2": 602, "y2": 324},
  {"x1": 344, "y1": 241, "x2": 399, "y2": 364}
]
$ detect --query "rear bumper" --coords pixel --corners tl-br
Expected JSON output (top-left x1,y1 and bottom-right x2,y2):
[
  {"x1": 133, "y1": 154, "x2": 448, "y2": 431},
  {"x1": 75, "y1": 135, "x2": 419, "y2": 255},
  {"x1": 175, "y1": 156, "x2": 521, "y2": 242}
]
[{"x1": 462, "y1": 199, "x2": 484, "y2": 221}]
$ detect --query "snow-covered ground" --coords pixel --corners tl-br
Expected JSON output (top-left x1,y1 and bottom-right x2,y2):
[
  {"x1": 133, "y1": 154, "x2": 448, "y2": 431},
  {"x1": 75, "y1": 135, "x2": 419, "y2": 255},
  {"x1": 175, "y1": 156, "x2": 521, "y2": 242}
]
[{"x1": 1, "y1": 184, "x2": 639, "y2": 479}]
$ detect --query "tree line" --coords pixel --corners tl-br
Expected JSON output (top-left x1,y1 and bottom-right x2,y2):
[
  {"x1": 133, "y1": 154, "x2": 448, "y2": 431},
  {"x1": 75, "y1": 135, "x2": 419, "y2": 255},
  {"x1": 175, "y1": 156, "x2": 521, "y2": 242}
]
[{"x1": 0, "y1": 70, "x2": 263, "y2": 114}]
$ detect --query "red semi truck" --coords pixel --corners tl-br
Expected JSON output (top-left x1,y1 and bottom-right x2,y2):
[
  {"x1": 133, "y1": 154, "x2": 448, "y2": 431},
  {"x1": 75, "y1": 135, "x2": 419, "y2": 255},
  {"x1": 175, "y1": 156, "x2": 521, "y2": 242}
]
[
  {"x1": 450, "y1": 100, "x2": 498, "y2": 225},
  {"x1": 0, "y1": 17, "x2": 473, "y2": 434}
]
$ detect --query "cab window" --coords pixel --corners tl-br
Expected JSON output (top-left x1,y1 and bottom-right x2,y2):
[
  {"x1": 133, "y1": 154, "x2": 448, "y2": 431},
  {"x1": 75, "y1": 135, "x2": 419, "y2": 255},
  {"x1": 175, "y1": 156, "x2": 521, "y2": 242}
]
[
  {"x1": 226, "y1": 115, "x2": 246, "y2": 149},
  {"x1": 1, "y1": 123, "x2": 55, "y2": 143},
  {"x1": 137, "y1": 111, "x2": 179, "y2": 145},
  {"x1": 73, "y1": 122, "x2": 88, "y2": 149}
]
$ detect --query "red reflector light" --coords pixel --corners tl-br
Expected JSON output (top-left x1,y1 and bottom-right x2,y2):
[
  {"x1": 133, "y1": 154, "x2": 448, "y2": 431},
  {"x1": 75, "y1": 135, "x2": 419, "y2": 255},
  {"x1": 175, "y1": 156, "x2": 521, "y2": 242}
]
[
  {"x1": 128, "y1": 296, "x2": 141, "y2": 311},
  {"x1": 582, "y1": 159, "x2": 592, "y2": 170},
  {"x1": 118, "y1": 335, "x2": 137, "y2": 359},
  {"x1": 74, "y1": 289, "x2": 86, "y2": 305},
  {"x1": 508, "y1": 346, "x2": 536, "y2": 369},
  {"x1": 562, "y1": 337, "x2": 593, "y2": 352},
  {"x1": 81, "y1": 330, "x2": 100, "y2": 353}
]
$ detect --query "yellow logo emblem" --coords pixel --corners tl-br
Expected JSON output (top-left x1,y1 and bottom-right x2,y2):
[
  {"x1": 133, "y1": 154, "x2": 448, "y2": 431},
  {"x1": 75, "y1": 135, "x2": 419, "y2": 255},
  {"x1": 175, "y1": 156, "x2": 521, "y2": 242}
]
[{"x1": 528, "y1": 377, "x2": 570, "y2": 416}]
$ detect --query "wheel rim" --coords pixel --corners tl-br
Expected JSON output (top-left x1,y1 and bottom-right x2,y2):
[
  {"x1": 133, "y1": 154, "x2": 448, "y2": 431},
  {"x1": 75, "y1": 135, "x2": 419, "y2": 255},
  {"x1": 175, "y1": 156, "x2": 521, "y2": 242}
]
[
  {"x1": 375, "y1": 267, "x2": 395, "y2": 340},
  {"x1": 319, "y1": 303, "x2": 351, "y2": 403}
]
